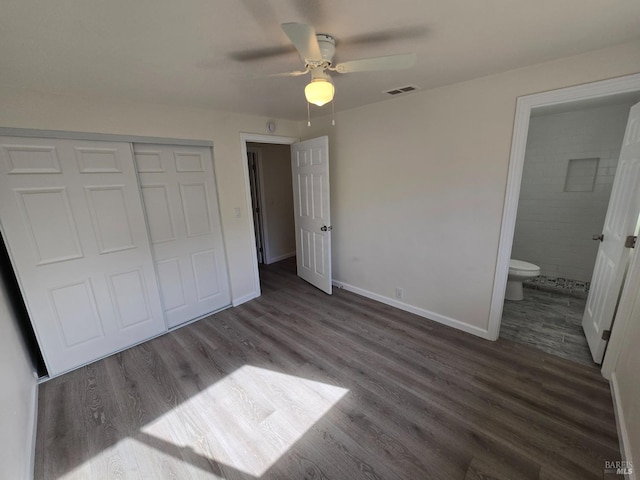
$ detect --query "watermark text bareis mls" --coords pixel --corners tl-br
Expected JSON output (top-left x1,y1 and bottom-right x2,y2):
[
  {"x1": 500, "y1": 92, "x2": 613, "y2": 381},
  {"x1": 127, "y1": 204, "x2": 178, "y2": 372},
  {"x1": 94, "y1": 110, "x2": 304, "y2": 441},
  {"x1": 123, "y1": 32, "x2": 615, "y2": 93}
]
[{"x1": 604, "y1": 460, "x2": 633, "y2": 475}]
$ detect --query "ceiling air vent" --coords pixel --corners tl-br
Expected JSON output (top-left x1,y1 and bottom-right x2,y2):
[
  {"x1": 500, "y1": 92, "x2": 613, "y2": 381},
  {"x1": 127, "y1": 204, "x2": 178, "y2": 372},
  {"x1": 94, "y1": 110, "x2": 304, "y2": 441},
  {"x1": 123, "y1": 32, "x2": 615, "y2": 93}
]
[{"x1": 384, "y1": 85, "x2": 419, "y2": 96}]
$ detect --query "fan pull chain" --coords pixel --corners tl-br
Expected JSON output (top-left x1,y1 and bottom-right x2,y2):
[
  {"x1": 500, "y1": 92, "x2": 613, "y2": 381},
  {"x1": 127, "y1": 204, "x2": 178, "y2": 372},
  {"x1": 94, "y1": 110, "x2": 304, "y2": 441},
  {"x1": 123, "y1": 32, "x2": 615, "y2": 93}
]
[
  {"x1": 307, "y1": 102, "x2": 311, "y2": 127},
  {"x1": 332, "y1": 99, "x2": 335, "y2": 126}
]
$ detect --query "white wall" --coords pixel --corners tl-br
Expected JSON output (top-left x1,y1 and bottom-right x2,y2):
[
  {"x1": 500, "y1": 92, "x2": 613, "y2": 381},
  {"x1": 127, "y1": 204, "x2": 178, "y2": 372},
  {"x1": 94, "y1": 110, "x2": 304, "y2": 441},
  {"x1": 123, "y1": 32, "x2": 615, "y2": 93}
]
[
  {"x1": 248, "y1": 143, "x2": 295, "y2": 264},
  {"x1": 303, "y1": 40, "x2": 640, "y2": 335},
  {"x1": 0, "y1": 258, "x2": 38, "y2": 479},
  {"x1": 0, "y1": 88, "x2": 300, "y2": 304},
  {"x1": 512, "y1": 103, "x2": 631, "y2": 281},
  {"x1": 0, "y1": 40, "x2": 639, "y2": 335}
]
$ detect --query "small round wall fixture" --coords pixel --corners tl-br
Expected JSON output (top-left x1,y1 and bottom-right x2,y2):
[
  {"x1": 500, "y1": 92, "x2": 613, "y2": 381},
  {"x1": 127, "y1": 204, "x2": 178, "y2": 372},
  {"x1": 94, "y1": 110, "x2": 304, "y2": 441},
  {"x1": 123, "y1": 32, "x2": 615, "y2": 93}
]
[{"x1": 266, "y1": 120, "x2": 277, "y2": 133}]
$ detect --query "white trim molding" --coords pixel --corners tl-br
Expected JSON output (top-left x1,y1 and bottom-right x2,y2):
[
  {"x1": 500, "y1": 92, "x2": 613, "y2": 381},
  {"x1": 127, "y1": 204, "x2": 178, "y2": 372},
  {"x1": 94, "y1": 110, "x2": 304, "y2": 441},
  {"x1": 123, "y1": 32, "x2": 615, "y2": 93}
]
[
  {"x1": 27, "y1": 377, "x2": 38, "y2": 480},
  {"x1": 0, "y1": 127, "x2": 213, "y2": 147},
  {"x1": 487, "y1": 73, "x2": 640, "y2": 342},
  {"x1": 239, "y1": 133, "x2": 299, "y2": 304},
  {"x1": 333, "y1": 280, "x2": 491, "y2": 339},
  {"x1": 610, "y1": 373, "x2": 637, "y2": 480}
]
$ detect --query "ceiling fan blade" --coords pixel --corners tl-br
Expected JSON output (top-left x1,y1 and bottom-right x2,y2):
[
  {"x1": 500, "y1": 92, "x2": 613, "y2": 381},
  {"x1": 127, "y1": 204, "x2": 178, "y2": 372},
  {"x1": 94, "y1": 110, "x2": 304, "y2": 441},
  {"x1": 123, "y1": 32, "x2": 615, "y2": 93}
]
[
  {"x1": 340, "y1": 26, "x2": 428, "y2": 47},
  {"x1": 281, "y1": 22, "x2": 322, "y2": 62},
  {"x1": 228, "y1": 45, "x2": 296, "y2": 62},
  {"x1": 334, "y1": 53, "x2": 416, "y2": 73},
  {"x1": 267, "y1": 70, "x2": 310, "y2": 77}
]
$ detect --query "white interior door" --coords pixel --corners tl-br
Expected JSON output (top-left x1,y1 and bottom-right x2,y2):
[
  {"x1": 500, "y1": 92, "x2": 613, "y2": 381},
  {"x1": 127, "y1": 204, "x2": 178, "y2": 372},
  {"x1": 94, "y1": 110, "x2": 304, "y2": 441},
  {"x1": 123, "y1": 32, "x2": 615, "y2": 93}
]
[
  {"x1": 134, "y1": 144, "x2": 231, "y2": 328},
  {"x1": 247, "y1": 148, "x2": 265, "y2": 264},
  {"x1": 0, "y1": 137, "x2": 166, "y2": 376},
  {"x1": 583, "y1": 102, "x2": 640, "y2": 363},
  {"x1": 291, "y1": 136, "x2": 332, "y2": 294}
]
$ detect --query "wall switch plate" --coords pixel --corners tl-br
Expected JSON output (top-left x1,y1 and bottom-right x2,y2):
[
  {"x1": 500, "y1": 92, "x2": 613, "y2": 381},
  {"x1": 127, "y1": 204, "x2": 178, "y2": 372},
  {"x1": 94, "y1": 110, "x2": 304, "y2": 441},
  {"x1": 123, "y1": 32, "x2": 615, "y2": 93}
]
[
  {"x1": 395, "y1": 287, "x2": 404, "y2": 300},
  {"x1": 233, "y1": 207, "x2": 241, "y2": 218}
]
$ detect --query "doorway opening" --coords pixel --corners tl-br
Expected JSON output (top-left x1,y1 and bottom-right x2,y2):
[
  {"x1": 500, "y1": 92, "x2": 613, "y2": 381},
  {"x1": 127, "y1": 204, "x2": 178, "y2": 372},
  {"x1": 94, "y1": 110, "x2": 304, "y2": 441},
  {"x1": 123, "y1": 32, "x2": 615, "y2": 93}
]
[
  {"x1": 487, "y1": 73, "x2": 640, "y2": 372},
  {"x1": 240, "y1": 133, "x2": 333, "y2": 301},
  {"x1": 499, "y1": 95, "x2": 640, "y2": 366},
  {"x1": 246, "y1": 142, "x2": 296, "y2": 267},
  {"x1": 240, "y1": 133, "x2": 299, "y2": 306}
]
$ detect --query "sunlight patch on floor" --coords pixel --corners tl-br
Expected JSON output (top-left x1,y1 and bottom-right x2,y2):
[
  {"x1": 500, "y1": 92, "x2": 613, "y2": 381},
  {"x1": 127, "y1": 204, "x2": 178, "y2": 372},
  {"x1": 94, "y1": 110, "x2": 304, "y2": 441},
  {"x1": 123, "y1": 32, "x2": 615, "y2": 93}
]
[
  {"x1": 136, "y1": 365, "x2": 349, "y2": 477},
  {"x1": 59, "y1": 436, "x2": 224, "y2": 480},
  {"x1": 60, "y1": 366, "x2": 348, "y2": 479}
]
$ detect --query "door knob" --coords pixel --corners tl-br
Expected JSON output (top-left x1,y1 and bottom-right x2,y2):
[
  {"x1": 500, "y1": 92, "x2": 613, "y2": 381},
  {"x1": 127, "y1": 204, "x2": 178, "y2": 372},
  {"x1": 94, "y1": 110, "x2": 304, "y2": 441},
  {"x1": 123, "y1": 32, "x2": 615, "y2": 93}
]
[
  {"x1": 320, "y1": 225, "x2": 332, "y2": 232},
  {"x1": 592, "y1": 234, "x2": 604, "y2": 242}
]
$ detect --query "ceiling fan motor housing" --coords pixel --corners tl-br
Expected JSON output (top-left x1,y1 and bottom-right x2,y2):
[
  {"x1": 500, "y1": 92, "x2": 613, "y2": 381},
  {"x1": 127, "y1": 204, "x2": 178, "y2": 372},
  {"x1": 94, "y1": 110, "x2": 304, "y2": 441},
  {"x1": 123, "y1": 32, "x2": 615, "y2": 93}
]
[{"x1": 316, "y1": 34, "x2": 336, "y2": 66}]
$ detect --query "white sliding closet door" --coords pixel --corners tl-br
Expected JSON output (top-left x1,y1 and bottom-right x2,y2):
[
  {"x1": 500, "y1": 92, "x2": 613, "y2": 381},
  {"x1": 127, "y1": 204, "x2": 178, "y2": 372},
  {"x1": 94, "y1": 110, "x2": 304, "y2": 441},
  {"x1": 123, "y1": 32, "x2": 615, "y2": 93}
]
[
  {"x1": 134, "y1": 144, "x2": 231, "y2": 328},
  {"x1": 0, "y1": 137, "x2": 166, "y2": 376}
]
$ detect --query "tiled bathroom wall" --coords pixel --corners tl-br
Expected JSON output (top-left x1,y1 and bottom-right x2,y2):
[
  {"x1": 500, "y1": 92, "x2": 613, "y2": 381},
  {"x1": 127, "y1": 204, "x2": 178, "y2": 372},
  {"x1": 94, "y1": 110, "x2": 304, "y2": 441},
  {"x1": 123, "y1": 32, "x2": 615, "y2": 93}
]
[{"x1": 511, "y1": 102, "x2": 631, "y2": 282}]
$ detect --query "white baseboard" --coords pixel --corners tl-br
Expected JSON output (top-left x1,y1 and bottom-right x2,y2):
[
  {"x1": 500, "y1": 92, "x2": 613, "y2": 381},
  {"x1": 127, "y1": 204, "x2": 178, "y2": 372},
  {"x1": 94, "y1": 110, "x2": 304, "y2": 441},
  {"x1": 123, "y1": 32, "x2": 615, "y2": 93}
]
[
  {"x1": 266, "y1": 251, "x2": 295, "y2": 264},
  {"x1": 610, "y1": 372, "x2": 636, "y2": 480},
  {"x1": 232, "y1": 290, "x2": 260, "y2": 307},
  {"x1": 332, "y1": 280, "x2": 491, "y2": 340},
  {"x1": 27, "y1": 375, "x2": 38, "y2": 480}
]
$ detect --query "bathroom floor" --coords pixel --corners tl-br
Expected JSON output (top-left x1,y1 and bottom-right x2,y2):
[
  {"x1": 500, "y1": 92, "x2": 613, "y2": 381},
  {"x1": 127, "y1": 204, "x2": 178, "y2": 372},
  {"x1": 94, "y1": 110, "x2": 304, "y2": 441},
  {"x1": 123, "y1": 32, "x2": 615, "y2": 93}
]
[{"x1": 500, "y1": 286, "x2": 596, "y2": 367}]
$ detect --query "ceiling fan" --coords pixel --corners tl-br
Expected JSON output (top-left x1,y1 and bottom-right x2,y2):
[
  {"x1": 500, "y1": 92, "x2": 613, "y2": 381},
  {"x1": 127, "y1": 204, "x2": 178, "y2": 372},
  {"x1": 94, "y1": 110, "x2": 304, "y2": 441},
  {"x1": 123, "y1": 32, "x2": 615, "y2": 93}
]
[{"x1": 273, "y1": 23, "x2": 416, "y2": 107}]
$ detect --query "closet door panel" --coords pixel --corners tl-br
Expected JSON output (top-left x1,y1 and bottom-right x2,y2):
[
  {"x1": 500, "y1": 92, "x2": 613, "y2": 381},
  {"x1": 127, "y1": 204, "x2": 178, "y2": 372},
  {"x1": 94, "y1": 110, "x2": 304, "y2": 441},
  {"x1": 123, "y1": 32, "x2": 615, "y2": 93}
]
[
  {"x1": 135, "y1": 144, "x2": 231, "y2": 328},
  {"x1": 0, "y1": 137, "x2": 166, "y2": 376}
]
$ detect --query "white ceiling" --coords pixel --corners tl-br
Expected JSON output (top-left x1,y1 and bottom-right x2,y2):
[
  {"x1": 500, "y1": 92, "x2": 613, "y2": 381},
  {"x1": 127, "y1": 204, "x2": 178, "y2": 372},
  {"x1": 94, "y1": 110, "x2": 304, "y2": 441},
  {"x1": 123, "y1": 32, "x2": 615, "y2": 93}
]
[{"x1": 1, "y1": 0, "x2": 639, "y2": 121}]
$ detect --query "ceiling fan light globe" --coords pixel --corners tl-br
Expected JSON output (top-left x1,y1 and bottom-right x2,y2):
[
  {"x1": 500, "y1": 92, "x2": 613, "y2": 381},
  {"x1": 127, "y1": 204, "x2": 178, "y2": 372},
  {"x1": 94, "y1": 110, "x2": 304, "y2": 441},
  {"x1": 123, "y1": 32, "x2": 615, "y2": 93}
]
[{"x1": 305, "y1": 79, "x2": 335, "y2": 106}]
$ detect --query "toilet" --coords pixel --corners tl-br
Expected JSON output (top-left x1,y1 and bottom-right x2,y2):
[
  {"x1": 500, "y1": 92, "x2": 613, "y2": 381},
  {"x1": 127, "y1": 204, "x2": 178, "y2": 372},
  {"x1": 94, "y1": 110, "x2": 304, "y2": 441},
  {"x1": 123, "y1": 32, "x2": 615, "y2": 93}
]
[{"x1": 506, "y1": 259, "x2": 541, "y2": 301}]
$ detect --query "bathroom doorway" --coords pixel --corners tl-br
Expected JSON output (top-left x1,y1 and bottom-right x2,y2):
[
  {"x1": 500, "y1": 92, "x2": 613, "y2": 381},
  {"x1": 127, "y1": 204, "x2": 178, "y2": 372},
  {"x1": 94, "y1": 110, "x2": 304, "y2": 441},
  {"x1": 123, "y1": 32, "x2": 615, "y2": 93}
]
[
  {"x1": 502, "y1": 96, "x2": 639, "y2": 365},
  {"x1": 488, "y1": 76, "x2": 640, "y2": 367}
]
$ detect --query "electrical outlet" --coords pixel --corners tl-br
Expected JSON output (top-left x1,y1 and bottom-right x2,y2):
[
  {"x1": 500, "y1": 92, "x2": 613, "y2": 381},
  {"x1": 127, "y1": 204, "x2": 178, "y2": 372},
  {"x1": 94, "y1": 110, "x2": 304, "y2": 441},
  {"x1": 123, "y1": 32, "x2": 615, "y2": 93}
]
[
  {"x1": 395, "y1": 287, "x2": 404, "y2": 300},
  {"x1": 233, "y1": 207, "x2": 241, "y2": 218}
]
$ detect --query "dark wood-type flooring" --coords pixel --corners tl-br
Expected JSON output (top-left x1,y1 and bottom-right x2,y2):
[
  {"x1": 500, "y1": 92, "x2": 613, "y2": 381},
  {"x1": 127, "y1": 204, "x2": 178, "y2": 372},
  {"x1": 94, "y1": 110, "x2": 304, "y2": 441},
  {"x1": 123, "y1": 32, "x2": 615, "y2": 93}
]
[
  {"x1": 501, "y1": 287, "x2": 596, "y2": 367},
  {"x1": 35, "y1": 258, "x2": 620, "y2": 479}
]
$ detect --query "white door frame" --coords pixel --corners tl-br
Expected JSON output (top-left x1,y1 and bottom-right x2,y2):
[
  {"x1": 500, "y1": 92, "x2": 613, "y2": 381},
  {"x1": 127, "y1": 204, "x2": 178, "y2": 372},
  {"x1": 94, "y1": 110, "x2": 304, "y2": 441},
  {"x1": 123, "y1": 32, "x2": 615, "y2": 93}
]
[
  {"x1": 487, "y1": 73, "x2": 640, "y2": 372},
  {"x1": 239, "y1": 133, "x2": 299, "y2": 305}
]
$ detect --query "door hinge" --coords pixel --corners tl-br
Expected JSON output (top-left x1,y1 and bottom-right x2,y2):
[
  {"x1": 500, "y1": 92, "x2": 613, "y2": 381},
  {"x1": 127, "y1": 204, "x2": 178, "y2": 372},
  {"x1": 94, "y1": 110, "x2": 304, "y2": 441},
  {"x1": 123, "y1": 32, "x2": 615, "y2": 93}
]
[
  {"x1": 625, "y1": 235, "x2": 637, "y2": 248},
  {"x1": 259, "y1": 247, "x2": 263, "y2": 252},
  {"x1": 602, "y1": 330, "x2": 611, "y2": 341}
]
